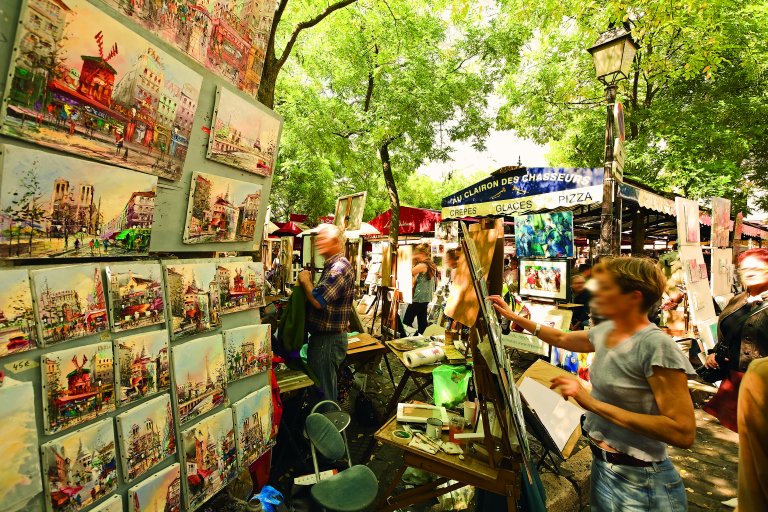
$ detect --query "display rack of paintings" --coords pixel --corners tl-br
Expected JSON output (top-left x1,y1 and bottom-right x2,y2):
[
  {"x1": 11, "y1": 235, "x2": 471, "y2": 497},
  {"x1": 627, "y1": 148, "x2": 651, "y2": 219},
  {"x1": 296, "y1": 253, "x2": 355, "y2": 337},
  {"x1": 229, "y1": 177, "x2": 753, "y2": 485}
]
[
  {"x1": 41, "y1": 418, "x2": 118, "y2": 512},
  {"x1": 116, "y1": 394, "x2": 176, "y2": 481},
  {"x1": 207, "y1": 86, "x2": 283, "y2": 176},
  {"x1": 678, "y1": 245, "x2": 717, "y2": 323},
  {"x1": 181, "y1": 408, "x2": 238, "y2": 510},
  {"x1": 183, "y1": 172, "x2": 263, "y2": 244},
  {"x1": 171, "y1": 334, "x2": 227, "y2": 425},
  {"x1": 90, "y1": 495, "x2": 123, "y2": 512},
  {"x1": 224, "y1": 324, "x2": 271, "y2": 382},
  {"x1": 0, "y1": 377, "x2": 42, "y2": 512},
  {"x1": 1, "y1": 1, "x2": 203, "y2": 181},
  {"x1": 41, "y1": 341, "x2": 116, "y2": 434},
  {"x1": 513, "y1": 212, "x2": 575, "y2": 258},
  {"x1": 232, "y1": 386, "x2": 273, "y2": 467},
  {"x1": 0, "y1": 145, "x2": 158, "y2": 259},
  {"x1": 711, "y1": 197, "x2": 732, "y2": 248},
  {"x1": 0, "y1": 269, "x2": 37, "y2": 358},
  {"x1": 216, "y1": 259, "x2": 266, "y2": 314},
  {"x1": 106, "y1": 263, "x2": 166, "y2": 332},
  {"x1": 128, "y1": 463, "x2": 181, "y2": 512},
  {"x1": 115, "y1": 330, "x2": 171, "y2": 405},
  {"x1": 163, "y1": 261, "x2": 221, "y2": 340},
  {"x1": 675, "y1": 197, "x2": 701, "y2": 246},
  {"x1": 333, "y1": 192, "x2": 367, "y2": 231}
]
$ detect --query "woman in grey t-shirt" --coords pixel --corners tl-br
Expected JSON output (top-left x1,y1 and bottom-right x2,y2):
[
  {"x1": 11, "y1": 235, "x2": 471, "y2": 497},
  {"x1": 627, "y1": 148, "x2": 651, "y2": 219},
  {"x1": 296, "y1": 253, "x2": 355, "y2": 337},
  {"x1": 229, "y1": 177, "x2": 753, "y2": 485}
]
[{"x1": 490, "y1": 256, "x2": 696, "y2": 512}]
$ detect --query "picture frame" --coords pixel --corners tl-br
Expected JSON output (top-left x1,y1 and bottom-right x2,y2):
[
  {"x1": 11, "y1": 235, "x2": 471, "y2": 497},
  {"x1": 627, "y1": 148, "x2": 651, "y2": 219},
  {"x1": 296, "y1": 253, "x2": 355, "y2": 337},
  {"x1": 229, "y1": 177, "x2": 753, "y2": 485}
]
[
  {"x1": 518, "y1": 258, "x2": 570, "y2": 301},
  {"x1": 396, "y1": 403, "x2": 449, "y2": 424}
]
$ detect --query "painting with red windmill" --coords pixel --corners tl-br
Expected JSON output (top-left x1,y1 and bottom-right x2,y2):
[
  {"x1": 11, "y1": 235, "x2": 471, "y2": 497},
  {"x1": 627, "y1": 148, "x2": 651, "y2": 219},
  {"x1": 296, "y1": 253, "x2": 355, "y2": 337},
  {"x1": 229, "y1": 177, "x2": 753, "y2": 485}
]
[
  {"x1": 216, "y1": 259, "x2": 266, "y2": 315},
  {"x1": 41, "y1": 342, "x2": 116, "y2": 434},
  {"x1": 1, "y1": 0, "x2": 203, "y2": 180}
]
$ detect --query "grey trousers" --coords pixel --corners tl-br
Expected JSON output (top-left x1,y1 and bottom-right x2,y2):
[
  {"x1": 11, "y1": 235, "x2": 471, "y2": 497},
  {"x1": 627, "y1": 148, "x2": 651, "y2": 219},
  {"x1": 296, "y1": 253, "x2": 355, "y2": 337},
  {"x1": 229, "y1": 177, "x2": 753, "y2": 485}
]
[{"x1": 307, "y1": 332, "x2": 348, "y2": 401}]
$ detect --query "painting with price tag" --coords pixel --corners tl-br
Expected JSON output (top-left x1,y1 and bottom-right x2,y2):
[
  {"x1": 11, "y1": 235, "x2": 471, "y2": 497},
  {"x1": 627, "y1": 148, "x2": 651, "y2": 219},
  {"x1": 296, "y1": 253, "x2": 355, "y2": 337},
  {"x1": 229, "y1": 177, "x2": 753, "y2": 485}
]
[{"x1": 0, "y1": 269, "x2": 37, "y2": 358}]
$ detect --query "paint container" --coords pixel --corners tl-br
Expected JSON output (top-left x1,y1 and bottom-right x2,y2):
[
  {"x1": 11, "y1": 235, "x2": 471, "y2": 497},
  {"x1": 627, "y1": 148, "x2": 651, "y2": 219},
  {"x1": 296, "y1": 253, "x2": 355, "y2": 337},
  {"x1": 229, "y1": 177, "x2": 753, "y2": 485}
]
[
  {"x1": 463, "y1": 400, "x2": 476, "y2": 425},
  {"x1": 426, "y1": 418, "x2": 443, "y2": 440},
  {"x1": 392, "y1": 430, "x2": 413, "y2": 445}
]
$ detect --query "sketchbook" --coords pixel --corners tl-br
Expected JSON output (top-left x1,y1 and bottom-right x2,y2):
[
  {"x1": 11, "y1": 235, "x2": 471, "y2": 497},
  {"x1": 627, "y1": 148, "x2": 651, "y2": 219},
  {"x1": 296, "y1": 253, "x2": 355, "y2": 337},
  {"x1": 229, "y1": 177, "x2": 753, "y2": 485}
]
[{"x1": 518, "y1": 377, "x2": 584, "y2": 452}]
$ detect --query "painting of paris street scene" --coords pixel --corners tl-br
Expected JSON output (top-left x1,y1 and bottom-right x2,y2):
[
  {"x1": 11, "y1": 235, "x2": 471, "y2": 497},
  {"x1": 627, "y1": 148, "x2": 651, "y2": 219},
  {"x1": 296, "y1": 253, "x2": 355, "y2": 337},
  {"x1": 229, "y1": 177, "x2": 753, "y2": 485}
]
[
  {"x1": 2, "y1": 0, "x2": 203, "y2": 181},
  {"x1": 233, "y1": 386, "x2": 273, "y2": 467},
  {"x1": 0, "y1": 269, "x2": 37, "y2": 358},
  {"x1": 41, "y1": 342, "x2": 116, "y2": 435},
  {"x1": 184, "y1": 172, "x2": 262, "y2": 244},
  {"x1": 181, "y1": 409, "x2": 237, "y2": 510},
  {"x1": 172, "y1": 334, "x2": 226, "y2": 425},
  {"x1": 106, "y1": 263, "x2": 165, "y2": 332},
  {"x1": 164, "y1": 261, "x2": 221, "y2": 340},
  {"x1": 116, "y1": 394, "x2": 176, "y2": 481},
  {"x1": 90, "y1": 495, "x2": 122, "y2": 512},
  {"x1": 128, "y1": 463, "x2": 181, "y2": 512},
  {"x1": 0, "y1": 145, "x2": 158, "y2": 259},
  {"x1": 116, "y1": 330, "x2": 170, "y2": 405},
  {"x1": 31, "y1": 265, "x2": 108, "y2": 346},
  {"x1": 224, "y1": 324, "x2": 271, "y2": 382},
  {"x1": 217, "y1": 260, "x2": 266, "y2": 315},
  {"x1": 208, "y1": 86, "x2": 282, "y2": 176},
  {"x1": 41, "y1": 418, "x2": 117, "y2": 512}
]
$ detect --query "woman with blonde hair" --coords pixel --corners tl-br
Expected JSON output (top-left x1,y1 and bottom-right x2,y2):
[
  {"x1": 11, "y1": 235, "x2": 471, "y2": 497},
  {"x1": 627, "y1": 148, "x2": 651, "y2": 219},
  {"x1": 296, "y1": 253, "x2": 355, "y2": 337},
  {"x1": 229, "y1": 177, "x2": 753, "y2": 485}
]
[{"x1": 403, "y1": 243, "x2": 437, "y2": 334}]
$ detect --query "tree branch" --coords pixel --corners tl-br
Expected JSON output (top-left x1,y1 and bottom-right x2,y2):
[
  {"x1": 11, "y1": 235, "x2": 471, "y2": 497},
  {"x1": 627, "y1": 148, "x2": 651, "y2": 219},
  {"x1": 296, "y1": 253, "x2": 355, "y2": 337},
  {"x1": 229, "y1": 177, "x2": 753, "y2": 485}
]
[
  {"x1": 364, "y1": 44, "x2": 378, "y2": 112},
  {"x1": 267, "y1": 0, "x2": 291, "y2": 62}
]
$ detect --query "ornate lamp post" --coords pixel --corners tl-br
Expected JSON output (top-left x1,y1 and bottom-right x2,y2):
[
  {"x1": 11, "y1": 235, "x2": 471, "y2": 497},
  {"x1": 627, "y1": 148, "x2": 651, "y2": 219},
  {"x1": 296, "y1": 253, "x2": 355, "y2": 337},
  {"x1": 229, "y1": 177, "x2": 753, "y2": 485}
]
[{"x1": 588, "y1": 25, "x2": 638, "y2": 256}]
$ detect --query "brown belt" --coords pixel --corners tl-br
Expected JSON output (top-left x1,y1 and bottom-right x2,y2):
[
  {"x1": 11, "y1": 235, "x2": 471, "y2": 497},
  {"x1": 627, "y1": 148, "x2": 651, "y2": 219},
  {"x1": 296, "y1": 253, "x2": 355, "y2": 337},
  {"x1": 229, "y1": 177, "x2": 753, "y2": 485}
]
[{"x1": 590, "y1": 443, "x2": 655, "y2": 467}]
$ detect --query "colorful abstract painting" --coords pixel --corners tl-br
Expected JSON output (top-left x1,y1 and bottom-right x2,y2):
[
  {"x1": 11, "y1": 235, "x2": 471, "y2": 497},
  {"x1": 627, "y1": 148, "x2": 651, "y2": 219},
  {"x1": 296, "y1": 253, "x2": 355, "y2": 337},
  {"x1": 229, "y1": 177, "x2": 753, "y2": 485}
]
[
  {"x1": 105, "y1": 263, "x2": 165, "y2": 332},
  {"x1": 183, "y1": 172, "x2": 263, "y2": 244},
  {"x1": 41, "y1": 418, "x2": 118, "y2": 512},
  {"x1": 224, "y1": 324, "x2": 271, "y2": 382},
  {"x1": 208, "y1": 86, "x2": 282, "y2": 176},
  {"x1": 217, "y1": 259, "x2": 266, "y2": 314},
  {"x1": 115, "y1": 330, "x2": 170, "y2": 405},
  {"x1": 116, "y1": 395, "x2": 176, "y2": 482},
  {"x1": 172, "y1": 334, "x2": 226, "y2": 425},
  {"x1": 128, "y1": 463, "x2": 181, "y2": 512},
  {"x1": 163, "y1": 261, "x2": 221, "y2": 340},
  {"x1": 89, "y1": 495, "x2": 123, "y2": 512},
  {"x1": 181, "y1": 408, "x2": 238, "y2": 510},
  {"x1": 513, "y1": 212, "x2": 575, "y2": 258},
  {"x1": 0, "y1": 269, "x2": 37, "y2": 358},
  {"x1": 0, "y1": 378, "x2": 42, "y2": 512},
  {"x1": 30, "y1": 264, "x2": 108, "y2": 345},
  {"x1": 232, "y1": 386, "x2": 273, "y2": 467}
]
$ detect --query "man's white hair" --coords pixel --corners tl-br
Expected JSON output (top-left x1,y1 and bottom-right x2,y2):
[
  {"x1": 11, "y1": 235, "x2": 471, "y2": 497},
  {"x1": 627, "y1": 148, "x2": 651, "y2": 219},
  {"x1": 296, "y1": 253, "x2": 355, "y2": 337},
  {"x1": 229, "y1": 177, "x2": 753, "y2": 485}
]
[{"x1": 317, "y1": 224, "x2": 344, "y2": 243}]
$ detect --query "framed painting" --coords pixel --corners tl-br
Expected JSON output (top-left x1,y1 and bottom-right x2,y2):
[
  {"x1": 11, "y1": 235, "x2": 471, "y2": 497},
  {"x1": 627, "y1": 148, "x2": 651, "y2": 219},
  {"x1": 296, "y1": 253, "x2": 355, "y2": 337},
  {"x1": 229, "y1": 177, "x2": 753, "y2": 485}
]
[
  {"x1": 183, "y1": 172, "x2": 263, "y2": 244},
  {"x1": 115, "y1": 330, "x2": 171, "y2": 405},
  {"x1": 116, "y1": 394, "x2": 176, "y2": 482},
  {"x1": 518, "y1": 258, "x2": 569, "y2": 301},
  {"x1": 171, "y1": 334, "x2": 227, "y2": 425},
  {"x1": 0, "y1": 145, "x2": 158, "y2": 259},
  {"x1": 513, "y1": 212, "x2": 574, "y2": 258},
  {"x1": 333, "y1": 192, "x2": 367, "y2": 232},
  {"x1": 232, "y1": 386, "x2": 273, "y2": 467},
  {"x1": 128, "y1": 463, "x2": 181, "y2": 512},
  {"x1": 1, "y1": 0, "x2": 203, "y2": 180},
  {"x1": 163, "y1": 261, "x2": 221, "y2": 340},
  {"x1": 224, "y1": 324, "x2": 271, "y2": 382},
  {"x1": 216, "y1": 259, "x2": 266, "y2": 314},
  {"x1": 0, "y1": 269, "x2": 37, "y2": 358},
  {"x1": 105, "y1": 262, "x2": 165, "y2": 332}
]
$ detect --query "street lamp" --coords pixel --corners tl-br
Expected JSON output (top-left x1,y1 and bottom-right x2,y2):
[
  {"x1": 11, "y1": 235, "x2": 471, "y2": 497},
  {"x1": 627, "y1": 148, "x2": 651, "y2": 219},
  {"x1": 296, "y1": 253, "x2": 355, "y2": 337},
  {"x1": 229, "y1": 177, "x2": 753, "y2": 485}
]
[{"x1": 588, "y1": 24, "x2": 638, "y2": 256}]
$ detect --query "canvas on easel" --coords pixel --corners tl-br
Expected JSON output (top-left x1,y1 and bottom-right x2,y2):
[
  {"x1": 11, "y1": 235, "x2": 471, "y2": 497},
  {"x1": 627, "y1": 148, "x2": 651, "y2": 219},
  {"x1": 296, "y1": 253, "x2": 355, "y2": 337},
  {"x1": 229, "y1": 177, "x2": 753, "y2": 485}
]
[
  {"x1": 711, "y1": 247, "x2": 734, "y2": 297},
  {"x1": 333, "y1": 192, "x2": 367, "y2": 231},
  {"x1": 675, "y1": 197, "x2": 701, "y2": 246},
  {"x1": 711, "y1": 197, "x2": 732, "y2": 248}
]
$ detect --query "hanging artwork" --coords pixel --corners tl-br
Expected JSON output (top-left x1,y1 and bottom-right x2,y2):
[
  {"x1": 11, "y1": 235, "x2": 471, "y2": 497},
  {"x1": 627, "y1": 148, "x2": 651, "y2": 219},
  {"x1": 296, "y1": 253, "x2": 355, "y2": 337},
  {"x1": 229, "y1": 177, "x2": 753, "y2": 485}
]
[
  {"x1": 207, "y1": 86, "x2": 282, "y2": 176},
  {"x1": 115, "y1": 330, "x2": 171, "y2": 405},
  {"x1": 164, "y1": 261, "x2": 221, "y2": 340},
  {"x1": 224, "y1": 324, "x2": 271, "y2": 382},
  {"x1": 41, "y1": 342, "x2": 116, "y2": 434},
  {"x1": 0, "y1": 145, "x2": 158, "y2": 259},
  {"x1": 41, "y1": 418, "x2": 118, "y2": 512},
  {"x1": 217, "y1": 259, "x2": 267, "y2": 314},
  {"x1": 678, "y1": 245, "x2": 717, "y2": 323},
  {"x1": 675, "y1": 197, "x2": 701, "y2": 246},
  {"x1": 232, "y1": 386, "x2": 273, "y2": 467},
  {"x1": 1, "y1": 0, "x2": 203, "y2": 181},
  {"x1": 0, "y1": 378, "x2": 42, "y2": 512},
  {"x1": 519, "y1": 259, "x2": 569, "y2": 301},
  {"x1": 105, "y1": 263, "x2": 165, "y2": 332},
  {"x1": 116, "y1": 394, "x2": 176, "y2": 482},
  {"x1": 90, "y1": 495, "x2": 123, "y2": 512},
  {"x1": 513, "y1": 212, "x2": 575, "y2": 258},
  {"x1": 181, "y1": 409, "x2": 238, "y2": 510},
  {"x1": 128, "y1": 463, "x2": 181, "y2": 512},
  {"x1": 31, "y1": 265, "x2": 108, "y2": 346},
  {"x1": 711, "y1": 247, "x2": 735, "y2": 297},
  {"x1": 711, "y1": 197, "x2": 732, "y2": 248},
  {"x1": 333, "y1": 192, "x2": 367, "y2": 231},
  {"x1": 436, "y1": 221, "x2": 459, "y2": 243},
  {"x1": 0, "y1": 269, "x2": 37, "y2": 358},
  {"x1": 183, "y1": 172, "x2": 263, "y2": 244},
  {"x1": 171, "y1": 334, "x2": 227, "y2": 425},
  {"x1": 396, "y1": 245, "x2": 413, "y2": 304}
]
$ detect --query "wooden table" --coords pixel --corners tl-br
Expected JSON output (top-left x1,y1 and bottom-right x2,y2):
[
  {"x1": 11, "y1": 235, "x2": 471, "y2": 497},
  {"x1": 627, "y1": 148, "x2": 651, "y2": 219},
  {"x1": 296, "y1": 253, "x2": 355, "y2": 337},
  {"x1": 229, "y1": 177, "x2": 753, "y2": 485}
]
[
  {"x1": 275, "y1": 369, "x2": 314, "y2": 394},
  {"x1": 374, "y1": 415, "x2": 520, "y2": 511},
  {"x1": 345, "y1": 333, "x2": 395, "y2": 385}
]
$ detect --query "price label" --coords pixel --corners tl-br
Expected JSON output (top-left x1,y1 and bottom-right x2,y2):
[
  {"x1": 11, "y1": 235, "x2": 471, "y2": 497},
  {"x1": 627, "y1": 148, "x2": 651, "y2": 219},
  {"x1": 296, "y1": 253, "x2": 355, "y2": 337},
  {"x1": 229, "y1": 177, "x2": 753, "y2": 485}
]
[{"x1": 5, "y1": 358, "x2": 39, "y2": 374}]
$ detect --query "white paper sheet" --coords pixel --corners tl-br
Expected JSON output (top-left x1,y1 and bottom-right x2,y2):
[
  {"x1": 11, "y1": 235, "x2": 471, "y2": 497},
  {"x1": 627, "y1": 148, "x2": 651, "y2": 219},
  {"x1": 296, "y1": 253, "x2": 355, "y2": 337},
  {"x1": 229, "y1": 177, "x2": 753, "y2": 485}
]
[{"x1": 519, "y1": 377, "x2": 584, "y2": 452}]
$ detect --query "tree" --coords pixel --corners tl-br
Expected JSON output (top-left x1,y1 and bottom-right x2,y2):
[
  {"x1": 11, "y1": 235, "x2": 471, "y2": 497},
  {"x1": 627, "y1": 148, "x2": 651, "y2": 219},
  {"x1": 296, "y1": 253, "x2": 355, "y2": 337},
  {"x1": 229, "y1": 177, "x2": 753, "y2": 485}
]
[{"x1": 4, "y1": 166, "x2": 47, "y2": 256}]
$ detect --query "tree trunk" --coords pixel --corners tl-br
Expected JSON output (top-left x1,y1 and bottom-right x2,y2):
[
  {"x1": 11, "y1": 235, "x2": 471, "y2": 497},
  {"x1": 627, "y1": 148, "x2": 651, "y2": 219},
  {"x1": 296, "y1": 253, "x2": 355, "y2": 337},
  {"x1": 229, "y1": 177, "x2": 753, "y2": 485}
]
[
  {"x1": 380, "y1": 141, "x2": 399, "y2": 249},
  {"x1": 631, "y1": 207, "x2": 646, "y2": 256},
  {"x1": 257, "y1": 57, "x2": 279, "y2": 109}
]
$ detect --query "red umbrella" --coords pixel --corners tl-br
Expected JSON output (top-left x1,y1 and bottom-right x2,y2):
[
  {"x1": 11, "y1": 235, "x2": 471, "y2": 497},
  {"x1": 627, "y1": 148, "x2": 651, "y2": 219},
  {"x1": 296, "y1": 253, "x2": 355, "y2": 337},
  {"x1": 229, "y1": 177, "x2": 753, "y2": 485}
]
[{"x1": 274, "y1": 222, "x2": 303, "y2": 236}]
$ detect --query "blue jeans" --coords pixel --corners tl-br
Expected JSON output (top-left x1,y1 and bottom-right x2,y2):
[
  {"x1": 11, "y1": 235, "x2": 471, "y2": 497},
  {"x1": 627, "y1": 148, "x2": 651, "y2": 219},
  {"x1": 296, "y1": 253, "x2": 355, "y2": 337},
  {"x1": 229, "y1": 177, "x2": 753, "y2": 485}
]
[
  {"x1": 307, "y1": 333, "x2": 348, "y2": 401},
  {"x1": 591, "y1": 457, "x2": 687, "y2": 512}
]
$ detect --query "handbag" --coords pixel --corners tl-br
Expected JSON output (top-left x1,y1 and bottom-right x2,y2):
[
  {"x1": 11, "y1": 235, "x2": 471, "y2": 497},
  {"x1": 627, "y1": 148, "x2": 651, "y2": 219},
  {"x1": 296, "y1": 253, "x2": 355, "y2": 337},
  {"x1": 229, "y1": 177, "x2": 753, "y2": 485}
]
[{"x1": 703, "y1": 370, "x2": 745, "y2": 432}]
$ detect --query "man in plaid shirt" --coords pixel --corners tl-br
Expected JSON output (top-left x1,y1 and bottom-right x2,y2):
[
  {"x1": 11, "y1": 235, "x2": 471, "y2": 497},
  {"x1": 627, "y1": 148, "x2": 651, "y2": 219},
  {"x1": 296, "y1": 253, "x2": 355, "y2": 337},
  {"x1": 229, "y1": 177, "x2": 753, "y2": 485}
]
[{"x1": 298, "y1": 224, "x2": 355, "y2": 401}]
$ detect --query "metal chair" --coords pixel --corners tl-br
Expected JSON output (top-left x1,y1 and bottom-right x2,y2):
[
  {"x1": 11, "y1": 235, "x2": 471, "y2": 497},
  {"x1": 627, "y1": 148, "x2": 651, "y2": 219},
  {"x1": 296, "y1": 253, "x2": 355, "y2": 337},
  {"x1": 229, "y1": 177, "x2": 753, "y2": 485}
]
[{"x1": 308, "y1": 400, "x2": 352, "y2": 460}]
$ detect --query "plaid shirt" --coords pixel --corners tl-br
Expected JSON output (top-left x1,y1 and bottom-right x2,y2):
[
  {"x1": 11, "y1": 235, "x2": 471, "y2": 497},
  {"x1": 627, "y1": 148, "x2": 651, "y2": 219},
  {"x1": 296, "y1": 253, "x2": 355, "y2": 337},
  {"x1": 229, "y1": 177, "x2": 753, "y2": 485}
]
[{"x1": 307, "y1": 253, "x2": 355, "y2": 334}]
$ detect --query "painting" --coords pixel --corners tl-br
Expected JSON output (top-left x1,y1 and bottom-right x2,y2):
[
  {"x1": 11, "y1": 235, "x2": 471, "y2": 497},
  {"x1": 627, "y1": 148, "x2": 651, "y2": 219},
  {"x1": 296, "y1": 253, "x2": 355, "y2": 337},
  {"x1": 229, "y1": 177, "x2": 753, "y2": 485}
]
[
  {"x1": 224, "y1": 324, "x2": 271, "y2": 382},
  {"x1": 116, "y1": 394, "x2": 176, "y2": 482},
  {"x1": 115, "y1": 330, "x2": 170, "y2": 404},
  {"x1": 678, "y1": 245, "x2": 717, "y2": 323},
  {"x1": 183, "y1": 172, "x2": 263, "y2": 244},
  {"x1": 519, "y1": 259, "x2": 569, "y2": 301},
  {"x1": 436, "y1": 221, "x2": 459, "y2": 243},
  {"x1": 232, "y1": 386, "x2": 273, "y2": 467},
  {"x1": 333, "y1": 192, "x2": 367, "y2": 231},
  {"x1": 396, "y1": 245, "x2": 413, "y2": 304},
  {"x1": 675, "y1": 197, "x2": 701, "y2": 246},
  {"x1": 711, "y1": 247, "x2": 734, "y2": 297},
  {"x1": 513, "y1": 212, "x2": 574, "y2": 258},
  {"x1": 172, "y1": 334, "x2": 226, "y2": 425},
  {"x1": 0, "y1": 378, "x2": 42, "y2": 512},
  {"x1": 0, "y1": 269, "x2": 37, "y2": 358},
  {"x1": 90, "y1": 495, "x2": 122, "y2": 512},
  {"x1": 2, "y1": 0, "x2": 204, "y2": 181},
  {"x1": 181, "y1": 409, "x2": 237, "y2": 510},
  {"x1": 207, "y1": 86, "x2": 282, "y2": 176},
  {"x1": 164, "y1": 261, "x2": 221, "y2": 340},
  {"x1": 41, "y1": 418, "x2": 118, "y2": 512},
  {"x1": 217, "y1": 259, "x2": 266, "y2": 314},
  {"x1": 128, "y1": 463, "x2": 181, "y2": 512},
  {"x1": 711, "y1": 197, "x2": 732, "y2": 248},
  {"x1": 41, "y1": 342, "x2": 116, "y2": 434},
  {"x1": 105, "y1": 263, "x2": 165, "y2": 332},
  {"x1": 0, "y1": 145, "x2": 158, "y2": 259}
]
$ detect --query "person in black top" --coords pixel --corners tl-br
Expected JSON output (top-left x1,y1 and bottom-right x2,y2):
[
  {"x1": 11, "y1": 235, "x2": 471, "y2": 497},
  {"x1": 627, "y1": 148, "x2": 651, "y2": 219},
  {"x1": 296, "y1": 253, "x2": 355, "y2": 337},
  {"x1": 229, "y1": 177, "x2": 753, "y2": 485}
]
[{"x1": 570, "y1": 274, "x2": 591, "y2": 330}]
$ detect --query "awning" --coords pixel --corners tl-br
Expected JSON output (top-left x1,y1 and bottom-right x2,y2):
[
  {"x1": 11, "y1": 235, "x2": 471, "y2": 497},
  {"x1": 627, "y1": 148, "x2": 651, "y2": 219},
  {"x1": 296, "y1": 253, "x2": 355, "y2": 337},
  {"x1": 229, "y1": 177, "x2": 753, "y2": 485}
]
[
  {"x1": 368, "y1": 206, "x2": 441, "y2": 235},
  {"x1": 618, "y1": 183, "x2": 675, "y2": 216}
]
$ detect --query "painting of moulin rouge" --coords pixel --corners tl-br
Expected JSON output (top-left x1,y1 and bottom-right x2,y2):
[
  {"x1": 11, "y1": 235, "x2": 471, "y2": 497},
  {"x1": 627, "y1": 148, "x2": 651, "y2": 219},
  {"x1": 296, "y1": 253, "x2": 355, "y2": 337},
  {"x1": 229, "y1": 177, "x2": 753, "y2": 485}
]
[
  {"x1": 217, "y1": 260, "x2": 266, "y2": 314},
  {"x1": 0, "y1": 269, "x2": 37, "y2": 358},
  {"x1": 2, "y1": 0, "x2": 203, "y2": 180}
]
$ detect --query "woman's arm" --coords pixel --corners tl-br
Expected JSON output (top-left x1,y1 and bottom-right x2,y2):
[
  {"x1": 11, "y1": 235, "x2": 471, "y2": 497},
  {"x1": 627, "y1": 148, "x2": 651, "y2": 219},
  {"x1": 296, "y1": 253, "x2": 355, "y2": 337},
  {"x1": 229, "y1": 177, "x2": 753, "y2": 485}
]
[{"x1": 411, "y1": 262, "x2": 427, "y2": 277}]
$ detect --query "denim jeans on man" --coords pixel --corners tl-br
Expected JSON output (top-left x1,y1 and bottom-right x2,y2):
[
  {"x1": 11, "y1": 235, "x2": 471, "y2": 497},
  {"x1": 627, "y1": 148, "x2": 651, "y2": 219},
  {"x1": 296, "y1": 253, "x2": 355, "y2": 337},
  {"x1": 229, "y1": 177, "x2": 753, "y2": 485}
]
[
  {"x1": 590, "y1": 457, "x2": 687, "y2": 511},
  {"x1": 307, "y1": 333, "x2": 348, "y2": 401}
]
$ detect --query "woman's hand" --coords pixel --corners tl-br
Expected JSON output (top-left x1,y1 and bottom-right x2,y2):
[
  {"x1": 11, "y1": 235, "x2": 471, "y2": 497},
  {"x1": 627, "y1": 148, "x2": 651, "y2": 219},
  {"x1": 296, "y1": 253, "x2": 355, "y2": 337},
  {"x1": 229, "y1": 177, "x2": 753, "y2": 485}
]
[
  {"x1": 487, "y1": 295, "x2": 516, "y2": 320},
  {"x1": 704, "y1": 353, "x2": 727, "y2": 369},
  {"x1": 550, "y1": 375, "x2": 594, "y2": 411}
]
